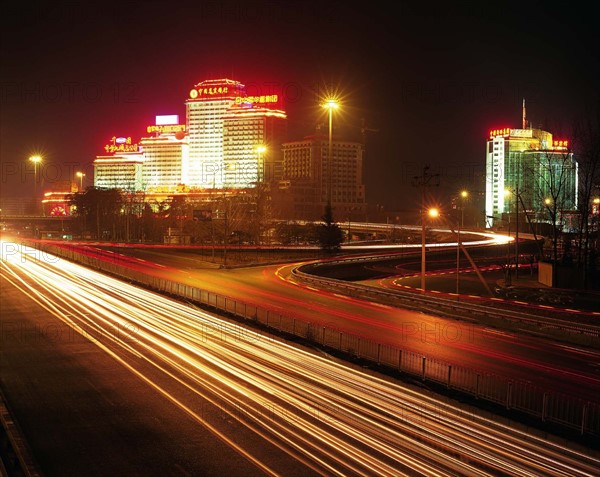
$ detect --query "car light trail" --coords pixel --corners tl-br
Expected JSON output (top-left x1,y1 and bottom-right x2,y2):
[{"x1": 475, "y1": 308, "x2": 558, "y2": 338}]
[{"x1": 2, "y1": 240, "x2": 599, "y2": 476}]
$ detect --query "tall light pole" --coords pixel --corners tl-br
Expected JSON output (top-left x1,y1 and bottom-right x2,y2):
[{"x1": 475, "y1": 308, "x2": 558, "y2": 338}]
[
  {"x1": 413, "y1": 165, "x2": 439, "y2": 292},
  {"x1": 29, "y1": 155, "x2": 42, "y2": 214},
  {"x1": 430, "y1": 208, "x2": 461, "y2": 298},
  {"x1": 456, "y1": 212, "x2": 461, "y2": 297},
  {"x1": 422, "y1": 207, "x2": 439, "y2": 291},
  {"x1": 504, "y1": 186, "x2": 520, "y2": 279},
  {"x1": 515, "y1": 183, "x2": 519, "y2": 279},
  {"x1": 322, "y1": 98, "x2": 339, "y2": 211},
  {"x1": 76, "y1": 171, "x2": 86, "y2": 192},
  {"x1": 256, "y1": 145, "x2": 266, "y2": 183},
  {"x1": 459, "y1": 189, "x2": 468, "y2": 229}
]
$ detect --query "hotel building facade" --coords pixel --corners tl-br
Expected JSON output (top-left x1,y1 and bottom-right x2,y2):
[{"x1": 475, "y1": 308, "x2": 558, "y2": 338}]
[
  {"x1": 94, "y1": 79, "x2": 287, "y2": 193},
  {"x1": 185, "y1": 78, "x2": 246, "y2": 188},
  {"x1": 223, "y1": 106, "x2": 287, "y2": 188},
  {"x1": 91, "y1": 77, "x2": 367, "y2": 222},
  {"x1": 485, "y1": 126, "x2": 577, "y2": 228}
]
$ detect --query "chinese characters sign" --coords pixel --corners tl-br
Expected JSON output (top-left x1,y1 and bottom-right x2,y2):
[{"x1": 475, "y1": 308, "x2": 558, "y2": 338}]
[
  {"x1": 146, "y1": 124, "x2": 186, "y2": 134},
  {"x1": 103, "y1": 136, "x2": 139, "y2": 154},
  {"x1": 235, "y1": 95, "x2": 279, "y2": 105},
  {"x1": 189, "y1": 86, "x2": 230, "y2": 99},
  {"x1": 489, "y1": 128, "x2": 510, "y2": 138}
]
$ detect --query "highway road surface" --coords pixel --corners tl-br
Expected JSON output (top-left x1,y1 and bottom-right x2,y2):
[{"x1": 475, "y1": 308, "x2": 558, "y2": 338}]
[
  {"x1": 54, "y1": 242, "x2": 600, "y2": 404},
  {"x1": 1, "y1": 240, "x2": 600, "y2": 475}
]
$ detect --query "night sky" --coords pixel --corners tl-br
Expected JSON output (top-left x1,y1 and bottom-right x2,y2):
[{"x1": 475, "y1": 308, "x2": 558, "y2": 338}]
[{"x1": 1, "y1": 0, "x2": 599, "y2": 212}]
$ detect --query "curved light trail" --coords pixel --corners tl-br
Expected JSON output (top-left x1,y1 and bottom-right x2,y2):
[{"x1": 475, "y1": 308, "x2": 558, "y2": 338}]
[{"x1": 1, "y1": 240, "x2": 598, "y2": 476}]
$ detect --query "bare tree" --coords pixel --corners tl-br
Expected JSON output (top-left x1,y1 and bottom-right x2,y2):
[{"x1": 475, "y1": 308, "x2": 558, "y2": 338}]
[
  {"x1": 530, "y1": 147, "x2": 578, "y2": 283},
  {"x1": 573, "y1": 100, "x2": 600, "y2": 287}
]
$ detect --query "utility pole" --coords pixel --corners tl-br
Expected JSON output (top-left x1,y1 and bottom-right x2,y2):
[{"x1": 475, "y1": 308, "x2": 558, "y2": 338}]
[
  {"x1": 515, "y1": 183, "x2": 519, "y2": 279},
  {"x1": 412, "y1": 165, "x2": 439, "y2": 292}
]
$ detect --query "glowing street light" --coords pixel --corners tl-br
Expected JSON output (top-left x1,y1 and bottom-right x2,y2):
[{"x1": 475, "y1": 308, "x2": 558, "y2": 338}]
[
  {"x1": 459, "y1": 190, "x2": 468, "y2": 228},
  {"x1": 421, "y1": 206, "x2": 440, "y2": 291},
  {"x1": 322, "y1": 98, "x2": 339, "y2": 209},
  {"x1": 76, "y1": 171, "x2": 86, "y2": 191},
  {"x1": 256, "y1": 145, "x2": 266, "y2": 183},
  {"x1": 29, "y1": 155, "x2": 42, "y2": 214}
]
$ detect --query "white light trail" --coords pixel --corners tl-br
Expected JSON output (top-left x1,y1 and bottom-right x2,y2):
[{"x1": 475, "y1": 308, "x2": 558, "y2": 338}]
[{"x1": 1, "y1": 240, "x2": 598, "y2": 476}]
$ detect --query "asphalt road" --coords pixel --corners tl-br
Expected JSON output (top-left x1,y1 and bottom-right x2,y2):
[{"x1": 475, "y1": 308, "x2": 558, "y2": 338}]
[
  {"x1": 61, "y1": 244, "x2": 600, "y2": 405},
  {"x1": 0, "y1": 268, "x2": 279, "y2": 476},
  {"x1": 2, "y1": 242, "x2": 599, "y2": 476}
]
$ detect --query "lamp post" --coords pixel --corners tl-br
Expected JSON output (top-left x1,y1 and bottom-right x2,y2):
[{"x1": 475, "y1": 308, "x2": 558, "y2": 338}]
[
  {"x1": 459, "y1": 189, "x2": 468, "y2": 229},
  {"x1": 29, "y1": 155, "x2": 42, "y2": 214},
  {"x1": 256, "y1": 145, "x2": 266, "y2": 183},
  {"x1": 515, "y1": 182, "x2": 519, "y2": 279},
  {"x1": 456, "y1": 210, "x2": 461, "y2": 297},
  {"x1": 322, "y1": 98, "x2": 339, "y2": 210},
  {"x1": 76, "y1": 171, "x2": 86, "y2": 192},
  {"x1": 421, "y1": 207, "x2": 439, "y2": 291},
  {"x1": 504, "y1": 186, "x2": 521, "y2": 279}
]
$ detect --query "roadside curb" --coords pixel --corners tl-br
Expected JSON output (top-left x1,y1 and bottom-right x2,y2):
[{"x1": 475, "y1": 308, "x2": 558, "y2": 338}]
[{"x1": 0, "y1": 387, "x2": 42, "y2": 477}]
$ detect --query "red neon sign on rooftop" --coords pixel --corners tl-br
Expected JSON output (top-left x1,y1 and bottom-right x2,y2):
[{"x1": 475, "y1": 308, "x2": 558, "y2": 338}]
[{"x1": 489, "y1": 128, "x2": 511, "y2": 138}]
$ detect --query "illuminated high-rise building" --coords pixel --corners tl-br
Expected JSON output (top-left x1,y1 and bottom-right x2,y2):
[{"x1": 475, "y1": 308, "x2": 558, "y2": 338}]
[
  {"x1": 185, "y1": 79, "x2": 245, "y2": 188},
  {"x1": 140, "y1": 115, "x2": 188, "y2": 192},
  {"x1": 485, "y1": 125, "x2": 577, "y2": 228},
  {"x1": 222, "y1": 103, "x2": 287, "y2": 188},
  {"x1": 94, "y1": 136, "x2": 143, "y2": 191}
]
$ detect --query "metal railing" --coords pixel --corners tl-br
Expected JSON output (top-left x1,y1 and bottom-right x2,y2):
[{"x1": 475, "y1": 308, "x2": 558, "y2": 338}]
[{"x1": 16, "y1": 240, "x2": 600, "y2": 437}]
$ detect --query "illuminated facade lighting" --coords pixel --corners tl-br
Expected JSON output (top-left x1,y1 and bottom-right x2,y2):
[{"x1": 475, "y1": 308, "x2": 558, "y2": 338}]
[
  {"x1": 94, "y1": 154, "x2": 144, "y2": 191},
  {"x1": 140, "y1": 115, "x2": 188, "y2": 192},
  {"x1": 222, "y1": 107, "x2": 287, "y2": 188},
  {"x1": 92, "y1": 78, "x2": 289, "y2": 196},
  {"x1": 485, "y1": 127, "x2": 577, "y2": 227},
  {"x1": 186, "y1": 78, "x2": 246, "y2": 188}
]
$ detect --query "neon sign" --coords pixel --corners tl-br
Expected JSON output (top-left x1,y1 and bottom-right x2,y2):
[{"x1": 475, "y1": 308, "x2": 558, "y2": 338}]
[
  {"x1": 235, "y1": 94, "x2": 279, "y2": 105},
  {"x1": 552, "y1": 140, "x2": 569, "y2": 148},
  {"x1": 146, "y1": 124, "x2": 186, "y2": 134},
  {"x1": 489, "y1": 128, "x2": 510, "y2": 138},
  {"x1": 189, "y1": 86, "x2": 230, "y2": 99},
  {"x1": 103, "y1": 136, "x2": 139, "y2": 154}
]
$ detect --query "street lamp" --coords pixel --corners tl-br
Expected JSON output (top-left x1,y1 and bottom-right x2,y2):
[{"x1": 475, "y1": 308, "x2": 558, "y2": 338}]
[
  {"x1": 76, "y1": 171, "x2": 86, "y2": 191},
  {"x1": 459, "y1": 189, "x2": 468, "y2": 228},
  {"x1": 428, "y1": 208, "x2": 463, "y2": 298},
  {"x1": 421, "y1": 207, "x2": 439, "y2": 291},
  {"x1": 29, "y1": 155, "x2": 42, "y2": 214},
  {"x1": 322, "y1": 98, "x2": 339, "y2": 210},
  {"x1": 256, "y1": 145, "x2": 266, "y2": 183},
  {"x1": 504, "y1": 186, "x2": 522, "y2": 278}
]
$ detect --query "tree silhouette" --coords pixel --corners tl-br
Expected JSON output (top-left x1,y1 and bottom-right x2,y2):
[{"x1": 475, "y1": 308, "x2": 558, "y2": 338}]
[
  {"x1": 317, "y1": 204, "x2": 343, "y2": 253},
  {"x1": 70, "y1": 188, "x2": 123, "y2": 240}
]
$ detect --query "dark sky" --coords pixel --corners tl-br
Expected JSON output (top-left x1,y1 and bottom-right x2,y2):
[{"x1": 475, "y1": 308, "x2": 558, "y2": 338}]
[{"x1": 1, "y1": 0, "x2": 599, "y2": 211}]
